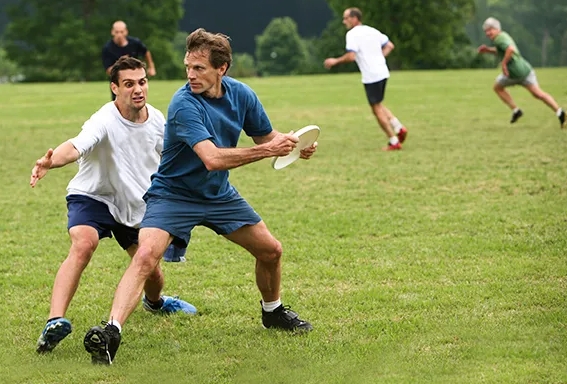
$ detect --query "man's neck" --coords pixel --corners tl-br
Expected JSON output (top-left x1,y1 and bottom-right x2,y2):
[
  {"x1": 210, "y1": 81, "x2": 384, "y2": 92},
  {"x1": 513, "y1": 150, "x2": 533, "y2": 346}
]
[
  {"x1": 203, "y1": 80, "x2": 224, "y2": 99},
  {"x1": 113, "y1": 38, "x2": 128, "y2": 47},
  {"x1": 115, "y1": 102, "x2": 148, "y2": 123}
]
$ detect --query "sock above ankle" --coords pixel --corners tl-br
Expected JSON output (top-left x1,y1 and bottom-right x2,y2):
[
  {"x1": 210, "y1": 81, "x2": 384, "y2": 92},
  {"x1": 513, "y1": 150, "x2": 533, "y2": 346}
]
[
  {"x1": 389, "y1": 117, "x2": 403, "y2": 133},
  {"x1": 557, "y1": 108, "x2": 564, "y2": 117},
  {"x1": 108, "y1": 319, "x2": 122, "y2": 333},
  {"x1": 513, "y1": 107, "x2": 520, "y2": 113},
  {"x1": 262, "y1": 299, "x2": 282, "y2": 312},
  {"x1": 145, "y1": 296, "x2": 164, "y2": 310},
  {"x1": 47, "y1": 316, "x2": 62, "y2": 323},
  {"x1": 389, "y1": 136, "x2": 399, "y2": 145}
]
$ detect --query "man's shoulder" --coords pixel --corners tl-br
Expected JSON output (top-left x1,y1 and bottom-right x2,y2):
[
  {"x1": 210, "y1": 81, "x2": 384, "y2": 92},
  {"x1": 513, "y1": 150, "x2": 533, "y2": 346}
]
[
  {"x1": 168, "y1": 85, "x2": 203, "y2": 114},
  {"x1": 349, "y1": 25, "x2": 379, "y2": 36},
  {"x1": 146, "y1": 103, "x2": 166, "y2": 123},
  {"x1": 495, "y1": 31, "x2": 513, "y2": 43},
  {"x1": 102, "y1": 39, "x2": 114, "y2": 51},
  {"x1": 224, "y1": 76, "x2": 255, "y2": 97},
  {"x1": 90, "y1": 102, "x2": 116, "y2": 121},
  {"x1": 127, "y1": 36, "x2": 143, "y2": 44}
]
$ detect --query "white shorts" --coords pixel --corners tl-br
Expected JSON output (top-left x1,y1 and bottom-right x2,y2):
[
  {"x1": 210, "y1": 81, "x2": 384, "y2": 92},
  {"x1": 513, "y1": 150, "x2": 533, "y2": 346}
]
[{"x1": 496, "y1": 70, "x2": 538, "y2": 87}]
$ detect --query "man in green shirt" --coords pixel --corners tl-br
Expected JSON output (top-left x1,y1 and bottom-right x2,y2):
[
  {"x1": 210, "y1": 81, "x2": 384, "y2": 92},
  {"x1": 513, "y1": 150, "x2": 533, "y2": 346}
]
[{"x1": 478, "y1": 17, "x2": 565, "y2": 128}]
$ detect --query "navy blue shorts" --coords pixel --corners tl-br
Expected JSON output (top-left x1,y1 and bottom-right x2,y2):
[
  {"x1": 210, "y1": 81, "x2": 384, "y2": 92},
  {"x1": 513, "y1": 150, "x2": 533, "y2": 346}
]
[
  {"x1": 364, "y1": 78, "x2": 388, "y2": 105},
  {"x1": 141, "y1": 192, "x2": 262, "y2": 248},
  {"x1": 66, "y1": 194, "x2": 139, "y2": 250}
]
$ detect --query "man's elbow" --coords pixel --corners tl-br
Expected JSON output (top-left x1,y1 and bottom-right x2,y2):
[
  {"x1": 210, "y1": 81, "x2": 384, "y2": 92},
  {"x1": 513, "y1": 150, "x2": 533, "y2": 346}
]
[{"x1": 201, "y1": 155, "x2": 223, "y2": 171}]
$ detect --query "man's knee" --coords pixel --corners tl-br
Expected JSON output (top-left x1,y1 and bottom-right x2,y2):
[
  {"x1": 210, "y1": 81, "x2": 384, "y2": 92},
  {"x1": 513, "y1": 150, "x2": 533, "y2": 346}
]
[
  {"x1": 69, "y1": 236, "x2": 98, "y2": 266},
  {"x1": 257, "y1": 239, "x2": 282, "y2": 263},
  {"x1": 133, "y1": 242, "x2": 164, "y2": 272},
  {"x1": 493, "y1": 83, "x2": 504, "y2": 92}
]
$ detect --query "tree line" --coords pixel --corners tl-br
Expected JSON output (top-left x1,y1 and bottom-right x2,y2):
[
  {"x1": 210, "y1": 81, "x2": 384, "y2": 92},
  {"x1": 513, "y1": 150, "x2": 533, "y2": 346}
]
[{"x1": 0, "y1": 0, "x2": 565, "y2": 82}]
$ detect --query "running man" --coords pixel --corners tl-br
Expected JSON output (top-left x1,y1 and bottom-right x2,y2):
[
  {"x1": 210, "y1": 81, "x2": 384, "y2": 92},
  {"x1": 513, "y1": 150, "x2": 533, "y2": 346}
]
[
  {"x1": 478, "y1": 17, "x2": 566, "y2": 127},
  {"x1": 324, "y1": 7, "x2": 408, "y2": 151},
  {"x1": 84, "y1": 28, "x2": 316, "y2": 365},
  {"x1": 32, "y1": 57, "x2": 196, "y2": 354},
  {"x1": 102, "y1": 20, "x2": 157, "y2": 100}
]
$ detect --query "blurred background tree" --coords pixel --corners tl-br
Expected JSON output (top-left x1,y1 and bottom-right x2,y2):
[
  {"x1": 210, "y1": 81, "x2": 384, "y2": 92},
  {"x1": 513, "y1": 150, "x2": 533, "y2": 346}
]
[{"x1": 3, "y1": 0, "x2": 183, "y2": 82}]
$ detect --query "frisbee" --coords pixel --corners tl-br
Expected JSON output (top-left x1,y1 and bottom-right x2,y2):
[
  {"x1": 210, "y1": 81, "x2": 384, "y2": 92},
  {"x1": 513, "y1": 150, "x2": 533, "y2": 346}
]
[{"x1": 272, "y1": 125, "x2": 320, "y2": 170}]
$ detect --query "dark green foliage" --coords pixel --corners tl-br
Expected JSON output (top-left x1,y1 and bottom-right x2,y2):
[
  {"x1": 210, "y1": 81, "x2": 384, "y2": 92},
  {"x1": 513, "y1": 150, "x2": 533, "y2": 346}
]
[
  {"x1": 4, "y1": 0, "x2": 185, "y2": 82},
  {"x1": 255, "y1": 17, "x2": 309, "y2": 76}
]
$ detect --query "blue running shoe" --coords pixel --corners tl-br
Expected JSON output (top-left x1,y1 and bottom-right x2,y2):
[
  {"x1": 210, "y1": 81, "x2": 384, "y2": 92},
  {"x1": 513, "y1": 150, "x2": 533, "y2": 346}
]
[
  {"x1": 163, "y1": 244, "x2": 187, "y2": 262},
  {"x1": 36, "y1": 317, "x2": 72, "y2": 353},
  {"x1": 142, "y1": 295, "x2": 197, "y2": 315}
]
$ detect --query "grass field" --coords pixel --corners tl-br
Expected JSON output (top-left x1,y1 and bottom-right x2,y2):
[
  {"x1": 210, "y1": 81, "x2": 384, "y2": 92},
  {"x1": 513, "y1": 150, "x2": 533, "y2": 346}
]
[{"x1": 1, "y1": 68, "x2": 566, "y2": 383}]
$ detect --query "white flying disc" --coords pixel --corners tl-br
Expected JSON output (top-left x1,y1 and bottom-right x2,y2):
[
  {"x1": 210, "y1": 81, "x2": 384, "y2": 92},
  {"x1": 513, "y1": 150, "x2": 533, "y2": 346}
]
[{"x1": 272, "y1": 125, "x2": 320, "y2": 170}]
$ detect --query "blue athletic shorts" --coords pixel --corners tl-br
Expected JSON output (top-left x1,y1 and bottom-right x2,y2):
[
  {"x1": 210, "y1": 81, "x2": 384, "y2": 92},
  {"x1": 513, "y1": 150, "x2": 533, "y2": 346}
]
[
  {"x1": 66, "y1": 194, "x2": 139, "y2": 250},
  {"x1": 141, "y1": 192, "x2": 262, "y2": 248},
  {"x1": 66, "y1": 194, "x2": 188, "y2": 257}
]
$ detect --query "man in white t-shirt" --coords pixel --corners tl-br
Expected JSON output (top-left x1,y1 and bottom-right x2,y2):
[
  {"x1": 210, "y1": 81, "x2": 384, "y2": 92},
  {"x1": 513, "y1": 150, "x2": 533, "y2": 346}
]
[
  {"x1": 324, "y1": 7, "x2": 408, "y2": 151},
  {"x1": 30, "y1": 57, "x2": 196, "y2": 355}
]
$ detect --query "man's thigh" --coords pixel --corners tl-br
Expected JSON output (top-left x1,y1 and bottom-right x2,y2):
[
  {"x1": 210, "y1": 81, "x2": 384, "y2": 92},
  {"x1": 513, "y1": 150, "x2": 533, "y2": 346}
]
[
  {"x1": 202, "y1": 194, "x2": 262, "y2": 236},
  {"x1": 141, "y1": 196, "x2": 204, "y2": 248},
  {"x1": 495, "y1": 74, "x2": 522, "y2": 88},
  {"x1": 67, "y1": 194, "x2": 116, "y2": 240}
]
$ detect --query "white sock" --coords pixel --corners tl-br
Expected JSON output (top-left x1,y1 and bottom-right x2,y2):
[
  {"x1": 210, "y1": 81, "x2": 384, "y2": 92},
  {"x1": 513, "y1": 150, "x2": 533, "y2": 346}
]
[
  {"x1": 513, "y1": 107, "x2": 520, "y2": 113},
  {"x1": 108, "y1": 319, "x2": 122, "y2": 333},
  {"x1": 556, "y1": 108, "x2": 563, "y2": 117},
  {"x1": 262, "y1": 299, "x2": 281, "y2": 312},
  {"x1": 389, "y1": 136, "x2": 399, "y2": 145},
  {"x1": 389, "y1": 117, "x2": 403, "y2": 134}
]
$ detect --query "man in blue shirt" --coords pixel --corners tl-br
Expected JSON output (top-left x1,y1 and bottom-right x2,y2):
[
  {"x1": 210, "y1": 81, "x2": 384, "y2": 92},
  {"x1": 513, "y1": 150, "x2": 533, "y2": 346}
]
[{"x1": 84, "y1": 28, "x2": 317, "y2": 365}]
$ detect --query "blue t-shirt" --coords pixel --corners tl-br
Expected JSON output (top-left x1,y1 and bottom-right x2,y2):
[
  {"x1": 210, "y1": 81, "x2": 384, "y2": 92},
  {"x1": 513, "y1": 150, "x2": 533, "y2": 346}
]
[{"x1": 147, "y1": 76, "x2": 273, "y2": 201}]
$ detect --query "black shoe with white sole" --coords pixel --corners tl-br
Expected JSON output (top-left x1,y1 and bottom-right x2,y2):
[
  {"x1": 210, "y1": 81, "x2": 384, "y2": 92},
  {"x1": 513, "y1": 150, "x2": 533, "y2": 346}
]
[
  {"x1": 261, "y1": 303, "x2": 313, "y2": 332},
  {"x1": 84, "y1": 322, "x2": 121, "y2": 365}
]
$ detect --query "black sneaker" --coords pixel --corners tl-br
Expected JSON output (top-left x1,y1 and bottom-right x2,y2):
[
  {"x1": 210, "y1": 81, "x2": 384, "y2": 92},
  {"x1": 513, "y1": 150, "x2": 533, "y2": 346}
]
[
  {"x1": 261, "y1": 303, "x2": 313, "y2": 332},
  {"x1": 83, "y1": 322, "x2": 121, "y2": 365},
  {"x1": 559, "y1": 110, "x2": 566, "y2": 129},
  {"x1": 510, "y1": 109, "x2": 523, "y2": 123}
]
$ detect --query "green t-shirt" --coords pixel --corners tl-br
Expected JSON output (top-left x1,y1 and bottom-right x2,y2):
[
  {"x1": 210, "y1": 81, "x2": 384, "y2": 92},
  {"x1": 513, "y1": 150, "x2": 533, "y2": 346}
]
[{"x1": 493, "y1": 31, "x2": 532, "y2": 79}]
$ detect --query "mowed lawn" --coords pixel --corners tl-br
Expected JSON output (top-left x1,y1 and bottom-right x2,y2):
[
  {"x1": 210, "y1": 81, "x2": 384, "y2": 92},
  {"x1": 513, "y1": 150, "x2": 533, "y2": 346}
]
[{"x1": 0, "y1": 68, "x2": 566, "y2": 384}]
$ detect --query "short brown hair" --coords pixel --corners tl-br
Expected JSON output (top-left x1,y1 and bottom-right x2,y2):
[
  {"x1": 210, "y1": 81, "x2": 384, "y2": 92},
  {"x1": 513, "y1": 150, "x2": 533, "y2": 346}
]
[
  {"x1": 346, "y1": 7, "x2": 362, "y2": 21},
  {"x1": 110, "y1": 56, "x2": 146, "y2": 85},
  {"x1": 186, "y1": 28, "x2": 232, "y2": 73}
]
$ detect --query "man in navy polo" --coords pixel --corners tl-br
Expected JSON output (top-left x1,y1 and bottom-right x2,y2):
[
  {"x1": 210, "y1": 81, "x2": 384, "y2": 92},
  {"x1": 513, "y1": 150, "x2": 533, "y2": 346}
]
[{"x1": 102, "y1": 20, "x2": 157, "y2": 100}]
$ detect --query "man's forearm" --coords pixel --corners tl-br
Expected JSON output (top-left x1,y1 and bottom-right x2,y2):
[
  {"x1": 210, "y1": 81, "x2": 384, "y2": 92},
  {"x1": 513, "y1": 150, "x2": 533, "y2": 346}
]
[
  {"x1": 252, "y1": 130, "x2": 279, "y2": 145},
  {"x1": 206, "y1": 145, "x2": 273, "y2": 171},
  {"x1": 337, "y1": 52, "x2": 355, "y2": 65},
  {"x1": 145, "y1": 51, "x2": 155, "y2": 68},
  {"x1": 50, "y1": 141, "x2": 81, "y2": 168},
  {"x1": 502, "y1": 47, "x2": 514, "y2": 65}
]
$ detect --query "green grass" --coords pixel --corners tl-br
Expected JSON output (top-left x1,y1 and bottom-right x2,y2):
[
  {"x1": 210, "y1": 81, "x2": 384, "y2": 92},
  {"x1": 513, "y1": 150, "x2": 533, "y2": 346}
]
[{"x1": 1, "y1": 68, "x2": 567, "y2": 383}]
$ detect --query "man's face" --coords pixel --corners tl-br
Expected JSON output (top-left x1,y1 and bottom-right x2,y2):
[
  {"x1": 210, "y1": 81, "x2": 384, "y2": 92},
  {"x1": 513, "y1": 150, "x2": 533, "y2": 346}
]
[
  {"x1": 112, "y1": 23, "x2": 128, "y2": 43},
  {"x1": 111, "y1": 68, "x2": 148, "y2": 110},
  {"x1": 184, "y1": 50, "x2": 227, "y2": 95},
  {"x1": 484, "y1": 27, "x2": 498, "y2": 40},
  {"x1": 342, "y1": 10, "x2": 356, "y2": 29}
]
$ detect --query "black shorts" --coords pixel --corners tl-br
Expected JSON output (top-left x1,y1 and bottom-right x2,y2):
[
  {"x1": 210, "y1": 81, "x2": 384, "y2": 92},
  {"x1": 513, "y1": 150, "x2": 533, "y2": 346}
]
[
  {"x1": 364, "y1": 79, "x2": 388, "y2": 105},
  {"x1": 66, "y1": 194, "x2": 138, "y2": 250}
]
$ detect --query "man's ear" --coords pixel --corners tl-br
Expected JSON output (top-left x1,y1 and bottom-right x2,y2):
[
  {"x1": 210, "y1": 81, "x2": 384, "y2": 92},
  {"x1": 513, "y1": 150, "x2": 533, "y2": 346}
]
[{"x1": 110, "y1": 82, "x2": 118, "y2": 97}]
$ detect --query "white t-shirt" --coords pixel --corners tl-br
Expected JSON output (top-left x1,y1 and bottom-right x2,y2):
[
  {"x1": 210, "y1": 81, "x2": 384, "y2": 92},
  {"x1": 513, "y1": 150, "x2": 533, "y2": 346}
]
[
  {"x1": 67, "y1": 102, "x2": 165, "y2": 228},
  {"x1": 346, "y1": 25, "x2": 390, "y2": 84}
]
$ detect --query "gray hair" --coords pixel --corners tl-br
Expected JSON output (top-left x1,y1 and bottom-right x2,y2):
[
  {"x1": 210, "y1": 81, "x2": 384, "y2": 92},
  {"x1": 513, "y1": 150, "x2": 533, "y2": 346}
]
[{"x1": 483, "y1": 17, "x2": 501, "y2": 31}]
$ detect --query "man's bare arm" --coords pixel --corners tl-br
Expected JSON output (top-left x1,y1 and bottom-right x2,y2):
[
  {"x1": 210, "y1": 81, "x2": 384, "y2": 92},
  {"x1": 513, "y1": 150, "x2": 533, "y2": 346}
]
[
  {"x1": 145, "y1": 50, "x2": 156, "y2": 75},
  {"x1": 30, "y1": 141, "x2": 80, "y2": 187},
  {"x1": 382, "y1": 41, "x2": 395, "y2": 57},
  {"x1": 192, "y1": 132, "x2": 297, "y2": 171}
]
